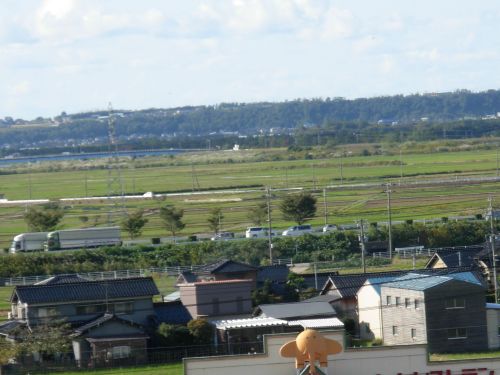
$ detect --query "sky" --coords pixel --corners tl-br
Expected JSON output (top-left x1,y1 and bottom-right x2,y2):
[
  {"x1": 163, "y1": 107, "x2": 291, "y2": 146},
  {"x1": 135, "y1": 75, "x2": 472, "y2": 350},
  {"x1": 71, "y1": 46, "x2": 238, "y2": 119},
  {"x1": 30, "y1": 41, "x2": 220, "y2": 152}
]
[{"x1": 1, "y1": 0, "x2": 500, "y2": 119}]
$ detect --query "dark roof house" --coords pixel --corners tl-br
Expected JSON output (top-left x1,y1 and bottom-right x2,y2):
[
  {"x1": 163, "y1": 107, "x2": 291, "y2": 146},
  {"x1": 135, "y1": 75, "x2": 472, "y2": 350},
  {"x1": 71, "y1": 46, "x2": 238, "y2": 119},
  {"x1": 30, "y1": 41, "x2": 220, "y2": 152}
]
[{"x1": 254, "y1": 301, "x2": 336, "y2": 320}]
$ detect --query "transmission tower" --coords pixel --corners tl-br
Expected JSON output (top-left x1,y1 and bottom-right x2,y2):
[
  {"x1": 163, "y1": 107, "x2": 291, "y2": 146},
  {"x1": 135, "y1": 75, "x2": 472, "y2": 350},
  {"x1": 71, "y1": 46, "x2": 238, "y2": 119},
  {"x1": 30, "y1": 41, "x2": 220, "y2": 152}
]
[{"x1": 106, "y1": 103, "x2": 127, "y2": 225}]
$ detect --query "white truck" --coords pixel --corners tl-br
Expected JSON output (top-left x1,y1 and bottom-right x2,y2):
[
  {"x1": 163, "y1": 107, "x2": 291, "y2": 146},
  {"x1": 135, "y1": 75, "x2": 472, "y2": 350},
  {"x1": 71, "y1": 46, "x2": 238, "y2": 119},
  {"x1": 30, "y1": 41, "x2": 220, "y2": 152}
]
[
  {"x1": 10, "y1": 232, "x2": 49, "y2": 253},
  {"x1": 45, "y1": 227, "x2": 122, "y2": 251}
]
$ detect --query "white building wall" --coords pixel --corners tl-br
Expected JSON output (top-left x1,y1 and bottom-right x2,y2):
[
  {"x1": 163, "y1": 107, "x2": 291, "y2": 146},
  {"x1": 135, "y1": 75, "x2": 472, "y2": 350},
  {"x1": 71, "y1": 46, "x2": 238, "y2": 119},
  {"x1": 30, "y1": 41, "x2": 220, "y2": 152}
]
[
  {"x1": 185, "y1": 330, "x2": 500, "y2": 375},
  {"x1": 357, "y1": 282, "x2": 383, "y2": 340},
  {"x1": 487, "y1": 308, "x2": 500, "y2": 349}
]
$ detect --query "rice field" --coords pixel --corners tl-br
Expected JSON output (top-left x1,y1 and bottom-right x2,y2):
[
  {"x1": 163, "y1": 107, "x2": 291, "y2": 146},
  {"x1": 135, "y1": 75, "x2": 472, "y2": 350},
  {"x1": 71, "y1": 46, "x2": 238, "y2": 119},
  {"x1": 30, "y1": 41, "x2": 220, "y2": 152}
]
[{"x1": 1, "y1": 146, "x2": 500, "y2": 249}]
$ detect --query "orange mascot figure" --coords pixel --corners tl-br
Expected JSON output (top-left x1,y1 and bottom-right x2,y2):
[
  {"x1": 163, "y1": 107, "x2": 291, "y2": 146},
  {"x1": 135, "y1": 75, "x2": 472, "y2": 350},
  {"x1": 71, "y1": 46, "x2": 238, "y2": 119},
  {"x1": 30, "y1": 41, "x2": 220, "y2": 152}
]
[{"x1": 280, "y1": 329, "x2": 342, "y2": 375}]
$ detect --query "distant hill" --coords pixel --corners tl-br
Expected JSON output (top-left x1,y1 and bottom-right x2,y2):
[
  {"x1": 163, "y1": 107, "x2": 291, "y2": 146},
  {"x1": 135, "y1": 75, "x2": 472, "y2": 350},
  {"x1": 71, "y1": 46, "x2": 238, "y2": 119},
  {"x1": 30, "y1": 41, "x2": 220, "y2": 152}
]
[{"x1": 1, "y1": 89, "x2": 500, "y2": 151}]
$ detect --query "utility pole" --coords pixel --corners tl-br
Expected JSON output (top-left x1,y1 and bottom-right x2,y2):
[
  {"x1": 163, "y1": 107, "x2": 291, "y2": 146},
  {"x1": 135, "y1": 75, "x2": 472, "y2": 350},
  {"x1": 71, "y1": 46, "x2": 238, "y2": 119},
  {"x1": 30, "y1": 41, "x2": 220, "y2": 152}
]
[
  {"x1": 218, "y1": 211, "x2": 222, "y2": 234},
  {"x1": 312, "y1": 164, "x2": 317, "y2": 190},
  {"x1": 496, "y1": 148, "x2": 499, "y2": 177},
  {"x1": 84, "y1": 172, "x2": 88, "y2": 198},
  {"x1": 285, "y1": 167, "x2": 289, "y2": 189},
  {"x1": 266, "y1": 186, "x2": 273, "y2": 264},
  {"x1": 489, "y1": 195, "x2": 498, "y2": 303},
  {"x1": 386, "y1": 183, "x2": 393, "y2": 259},
  {"x1": 323, "y1": 188, "x2": 328, "y2": 226},
  {"x1": 399, "y1": 149, "x2": 403, "y2": 184},
  {"x1": 28, "y1": 172, "x2": 32, "y2": 200},
  {"x1": 359, "y1": 219, "x2": 366, "y2": 273}
]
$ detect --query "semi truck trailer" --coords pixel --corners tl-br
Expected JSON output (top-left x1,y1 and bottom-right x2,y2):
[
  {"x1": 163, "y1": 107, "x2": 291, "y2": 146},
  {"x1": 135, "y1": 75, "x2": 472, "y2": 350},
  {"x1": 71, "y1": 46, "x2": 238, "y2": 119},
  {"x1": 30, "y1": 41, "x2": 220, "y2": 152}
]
[{"x1": 45, "y1": 227, "x2": 122, "y2": 251}]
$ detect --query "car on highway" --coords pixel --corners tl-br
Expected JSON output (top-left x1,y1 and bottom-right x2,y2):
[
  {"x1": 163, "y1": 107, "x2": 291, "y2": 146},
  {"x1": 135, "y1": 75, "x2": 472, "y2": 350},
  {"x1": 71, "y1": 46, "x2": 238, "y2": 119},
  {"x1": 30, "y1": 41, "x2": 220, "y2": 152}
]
[
  {"x1": 282, "y1": 224, "x2": 312, "y2": 237},
  {"x1": 210, "y1": 232, "x2": 235, "y2": 241},
  {"x1": 322, "y1": 224, "x2": 338, "y2": 232},
  {"x1": 245, "y1": 227, "x2": 279, "y2": 238}
]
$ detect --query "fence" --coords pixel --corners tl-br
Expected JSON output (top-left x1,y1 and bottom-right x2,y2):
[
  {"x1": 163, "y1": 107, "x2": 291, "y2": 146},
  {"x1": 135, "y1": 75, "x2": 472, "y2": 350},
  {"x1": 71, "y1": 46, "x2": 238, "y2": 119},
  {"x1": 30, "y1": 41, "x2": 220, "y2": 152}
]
[
  {"x1": 0, "y1": 259, "x2": 294, "y2": 286},
  {"x1": 0, "y1": 266, "x2": 197, "y2": 286},
  {"x1": 372, "y1": 244, "x2": 484, "y2": 260},
  {"x1": 4, "y1": 342, "x2": 264, "y2": 374}
]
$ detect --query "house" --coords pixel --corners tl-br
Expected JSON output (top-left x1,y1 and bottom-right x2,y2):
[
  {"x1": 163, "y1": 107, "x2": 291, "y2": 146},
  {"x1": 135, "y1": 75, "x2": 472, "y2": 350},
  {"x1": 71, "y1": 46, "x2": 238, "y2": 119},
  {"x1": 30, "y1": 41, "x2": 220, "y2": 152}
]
[
  {"x1": 380, "y1": 272, "x2": 488, "y2": 353},
  {"x1": 1, "y1": 276, "x2": 160, "y2": 366},
  {"x1": 254, "y1": 301, "x2": 336, "y2": 321},
  {"x1": 357, "y1": 276, "x2": 400, "y2": 340},
  {"x1": 486, "y1": 303, "x2": 500, "y2": 349},
  {"x1": 71, "y1": 314, "x2": 149, "y2": 366},
  {"x1": 425, "y1": 245, "x2": 485, "y2": 269},
  {"x1": 256, "y1": 264, "x2": 289, "y2": 294},
  {"x1": 212, "y1": 300, "x2": 341, "y2": 348},
  {"x1": 176, "y1": 260, "x2": 258, "y2": 288},
  {"x1": 8, "y1": 276, "x2": 159, "y2": 327},
  {"x1": 178, "y1": 279, "x2": 253, "y2": 319},
  {"x1": 425, "y1": 245, "x2": 495, "y2": 288},
  {"x1": 317, "y1": 270, "x2": 408, "y2": 322}
]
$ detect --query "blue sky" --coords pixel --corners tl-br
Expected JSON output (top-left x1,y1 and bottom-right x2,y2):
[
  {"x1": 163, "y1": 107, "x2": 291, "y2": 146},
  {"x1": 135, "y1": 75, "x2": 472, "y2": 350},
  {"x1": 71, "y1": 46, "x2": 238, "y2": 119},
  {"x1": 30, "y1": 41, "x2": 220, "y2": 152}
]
[{"x1": 1, "y1": 0, "x2": 499, "y2": 119}]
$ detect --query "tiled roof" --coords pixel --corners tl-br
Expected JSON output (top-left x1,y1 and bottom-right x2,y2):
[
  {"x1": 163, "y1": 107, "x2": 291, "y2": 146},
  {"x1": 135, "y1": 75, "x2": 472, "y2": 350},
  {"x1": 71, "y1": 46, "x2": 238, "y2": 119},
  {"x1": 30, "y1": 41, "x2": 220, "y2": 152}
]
[
  {"x1": 426, "y1": 246, "x2": 484, "y2": 268},
  {"x1": 257, "y1": 265, "x2": 289, "y2": 284},
  {"x1": 322, "y1": 270, "x2": 408, "y2": 298},
  {"x1": 35, "y1": 274, "x2": 89, "y2": 285},
  {"x1": 0, "y1": 320, "x2": 26, "y2": 336},
  {"x1": 178, "y1": 271, "x2": 199, "y2": 283},
  {"x1": 13, "y1": 277, "x2": 159, "y2": 305},
  {"x1": 255, "y1": 301, "x2": 336, "y2": 320},
  {"x1": 72, "y1": 313, "x2": 143, "y2": 337},
  {"x1": 302, "y1": 294, "x2": 340, "y2": 303},
  {"x1": 302, "y1": 272, "x2": 337, "y2": 290},
  {"x1": 154, "y1": 301, "x2": 192, "y2": 325},
  {"x1": 186, "y1": 279, "x2": 253, "y2": 286},
  {"x1": 197, "y1": 259, "x2": 257, "y2": 274}
]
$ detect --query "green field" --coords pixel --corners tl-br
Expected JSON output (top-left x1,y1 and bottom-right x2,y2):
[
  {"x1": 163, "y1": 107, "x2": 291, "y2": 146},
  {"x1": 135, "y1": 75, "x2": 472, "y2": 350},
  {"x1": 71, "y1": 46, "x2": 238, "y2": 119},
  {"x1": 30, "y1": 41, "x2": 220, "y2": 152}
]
[
  {"x1": 1, "y1": 144, "x2": 500, "y2": 249},
  {"x1": 47, "y1": 362, "x2": 182, "y2": 375}
]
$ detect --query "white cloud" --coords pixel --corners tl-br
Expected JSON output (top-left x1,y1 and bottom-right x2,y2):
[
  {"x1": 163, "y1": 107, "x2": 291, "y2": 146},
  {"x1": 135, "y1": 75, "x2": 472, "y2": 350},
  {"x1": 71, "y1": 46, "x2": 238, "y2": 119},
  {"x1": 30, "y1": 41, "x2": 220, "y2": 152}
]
[
  {"x1": 10, "y1": 80, "x2": 31, "y2": 96},
  {"x1": 321, "y1": 7, "x2": 353, "y2": 40}
]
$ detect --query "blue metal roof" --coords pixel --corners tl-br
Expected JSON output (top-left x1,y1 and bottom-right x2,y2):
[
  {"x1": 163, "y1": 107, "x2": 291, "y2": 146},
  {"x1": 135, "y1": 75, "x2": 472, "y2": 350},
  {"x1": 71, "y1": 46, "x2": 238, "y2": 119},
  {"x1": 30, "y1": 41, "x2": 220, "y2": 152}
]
[
  {"x1": 384, "y1": 271, "x2": 482, "y2": 291},
  {"x1": 365, "y1": 276, "x2": 401, "y2": 293}
]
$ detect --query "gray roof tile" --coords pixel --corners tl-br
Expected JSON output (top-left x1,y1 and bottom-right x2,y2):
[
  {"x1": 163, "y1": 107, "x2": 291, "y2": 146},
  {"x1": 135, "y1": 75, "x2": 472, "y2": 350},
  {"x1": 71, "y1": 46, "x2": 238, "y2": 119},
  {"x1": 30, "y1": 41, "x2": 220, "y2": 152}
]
[{"x1": 14, "y1": 277, "x2": 159, "y2": 305}]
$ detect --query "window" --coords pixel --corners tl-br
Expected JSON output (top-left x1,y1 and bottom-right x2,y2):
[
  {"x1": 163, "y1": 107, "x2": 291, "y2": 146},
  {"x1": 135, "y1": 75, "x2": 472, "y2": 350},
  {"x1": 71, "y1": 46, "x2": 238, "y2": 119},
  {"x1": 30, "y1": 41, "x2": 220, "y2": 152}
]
[
  {"x1": 114, "y1": 302, "x2": 133, "y2": 315},
  {"x1": 37, "y1": 307, "x2": 58, "y2": 318},
  {"x1": 497, "y1": 326, "x2": 500, "y2": 336},
  {"x1": 395, "y1": 297, "x2": 401, "y2": 307},
  {"x1": 445, "y1": 298, "x2": 465, "y2": 309},
  {"x1": 411, "y1": 328, "x2": 417, "y2": 339},
  {"x1": 392, "y1": 326, "x2": 399, "y2": 335},
  {"x1": 405, "y1": 298, "x2": 411, "y2": 308},
  {"x1": 76, "y1": 304, "x2": 106, "y2": 315},
  {"x1": 386, "y1": 296, "x2": 392, "y2": 305},
  {"x1": 448, "y1": 328, "x2": 467, "y2": 339},
  {"x1": 110, "y1": 346, "x2": 131, "y2": 359},
  {"x1": 414, "y1": 299, "x2": 420, "y2": 309}
]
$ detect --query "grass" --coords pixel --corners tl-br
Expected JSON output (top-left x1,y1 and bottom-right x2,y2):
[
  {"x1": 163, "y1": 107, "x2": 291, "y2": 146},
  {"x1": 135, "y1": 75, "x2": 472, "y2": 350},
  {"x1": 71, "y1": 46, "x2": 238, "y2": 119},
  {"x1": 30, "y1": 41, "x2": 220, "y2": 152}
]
[
  {"x1": 2, "y1": 144, "x2": 500, "y2": 248},
  {"x1": 430, "y1": 350, "x2": 500, "y2": 361},
  {"x1": 0, "y1": 285, "x2": 13, "y2": 321},
  {"x1": 43, "y1": 362, "x2": 183, "y2": 375}
]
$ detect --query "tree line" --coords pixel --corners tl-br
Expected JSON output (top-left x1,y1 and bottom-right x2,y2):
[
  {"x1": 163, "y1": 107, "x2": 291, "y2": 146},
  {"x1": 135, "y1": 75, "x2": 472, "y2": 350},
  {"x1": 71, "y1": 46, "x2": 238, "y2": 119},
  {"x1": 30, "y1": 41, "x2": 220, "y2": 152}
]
[
  {"x1": 2, "y1": 89, "x2": 500, "y2": 152},
  {"x1": 0, "y1": 220, "x2": 494, "y2": 279}
]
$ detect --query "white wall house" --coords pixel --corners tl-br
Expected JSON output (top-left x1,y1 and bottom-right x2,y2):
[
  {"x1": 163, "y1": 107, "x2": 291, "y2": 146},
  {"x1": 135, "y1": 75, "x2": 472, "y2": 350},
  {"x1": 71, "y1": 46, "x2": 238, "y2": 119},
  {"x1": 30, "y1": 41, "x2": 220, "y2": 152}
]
[{"x1": 357, "y1": 276, "x2": 398, "y2": 340}]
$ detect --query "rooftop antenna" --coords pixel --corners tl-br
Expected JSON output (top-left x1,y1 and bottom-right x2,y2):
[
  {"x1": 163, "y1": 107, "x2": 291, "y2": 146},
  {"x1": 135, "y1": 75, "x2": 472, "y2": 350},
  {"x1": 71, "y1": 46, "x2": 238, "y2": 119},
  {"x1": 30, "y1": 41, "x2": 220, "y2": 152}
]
[{"x1": 106, "y1": 103, "x2": 127, "y2": 225}]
